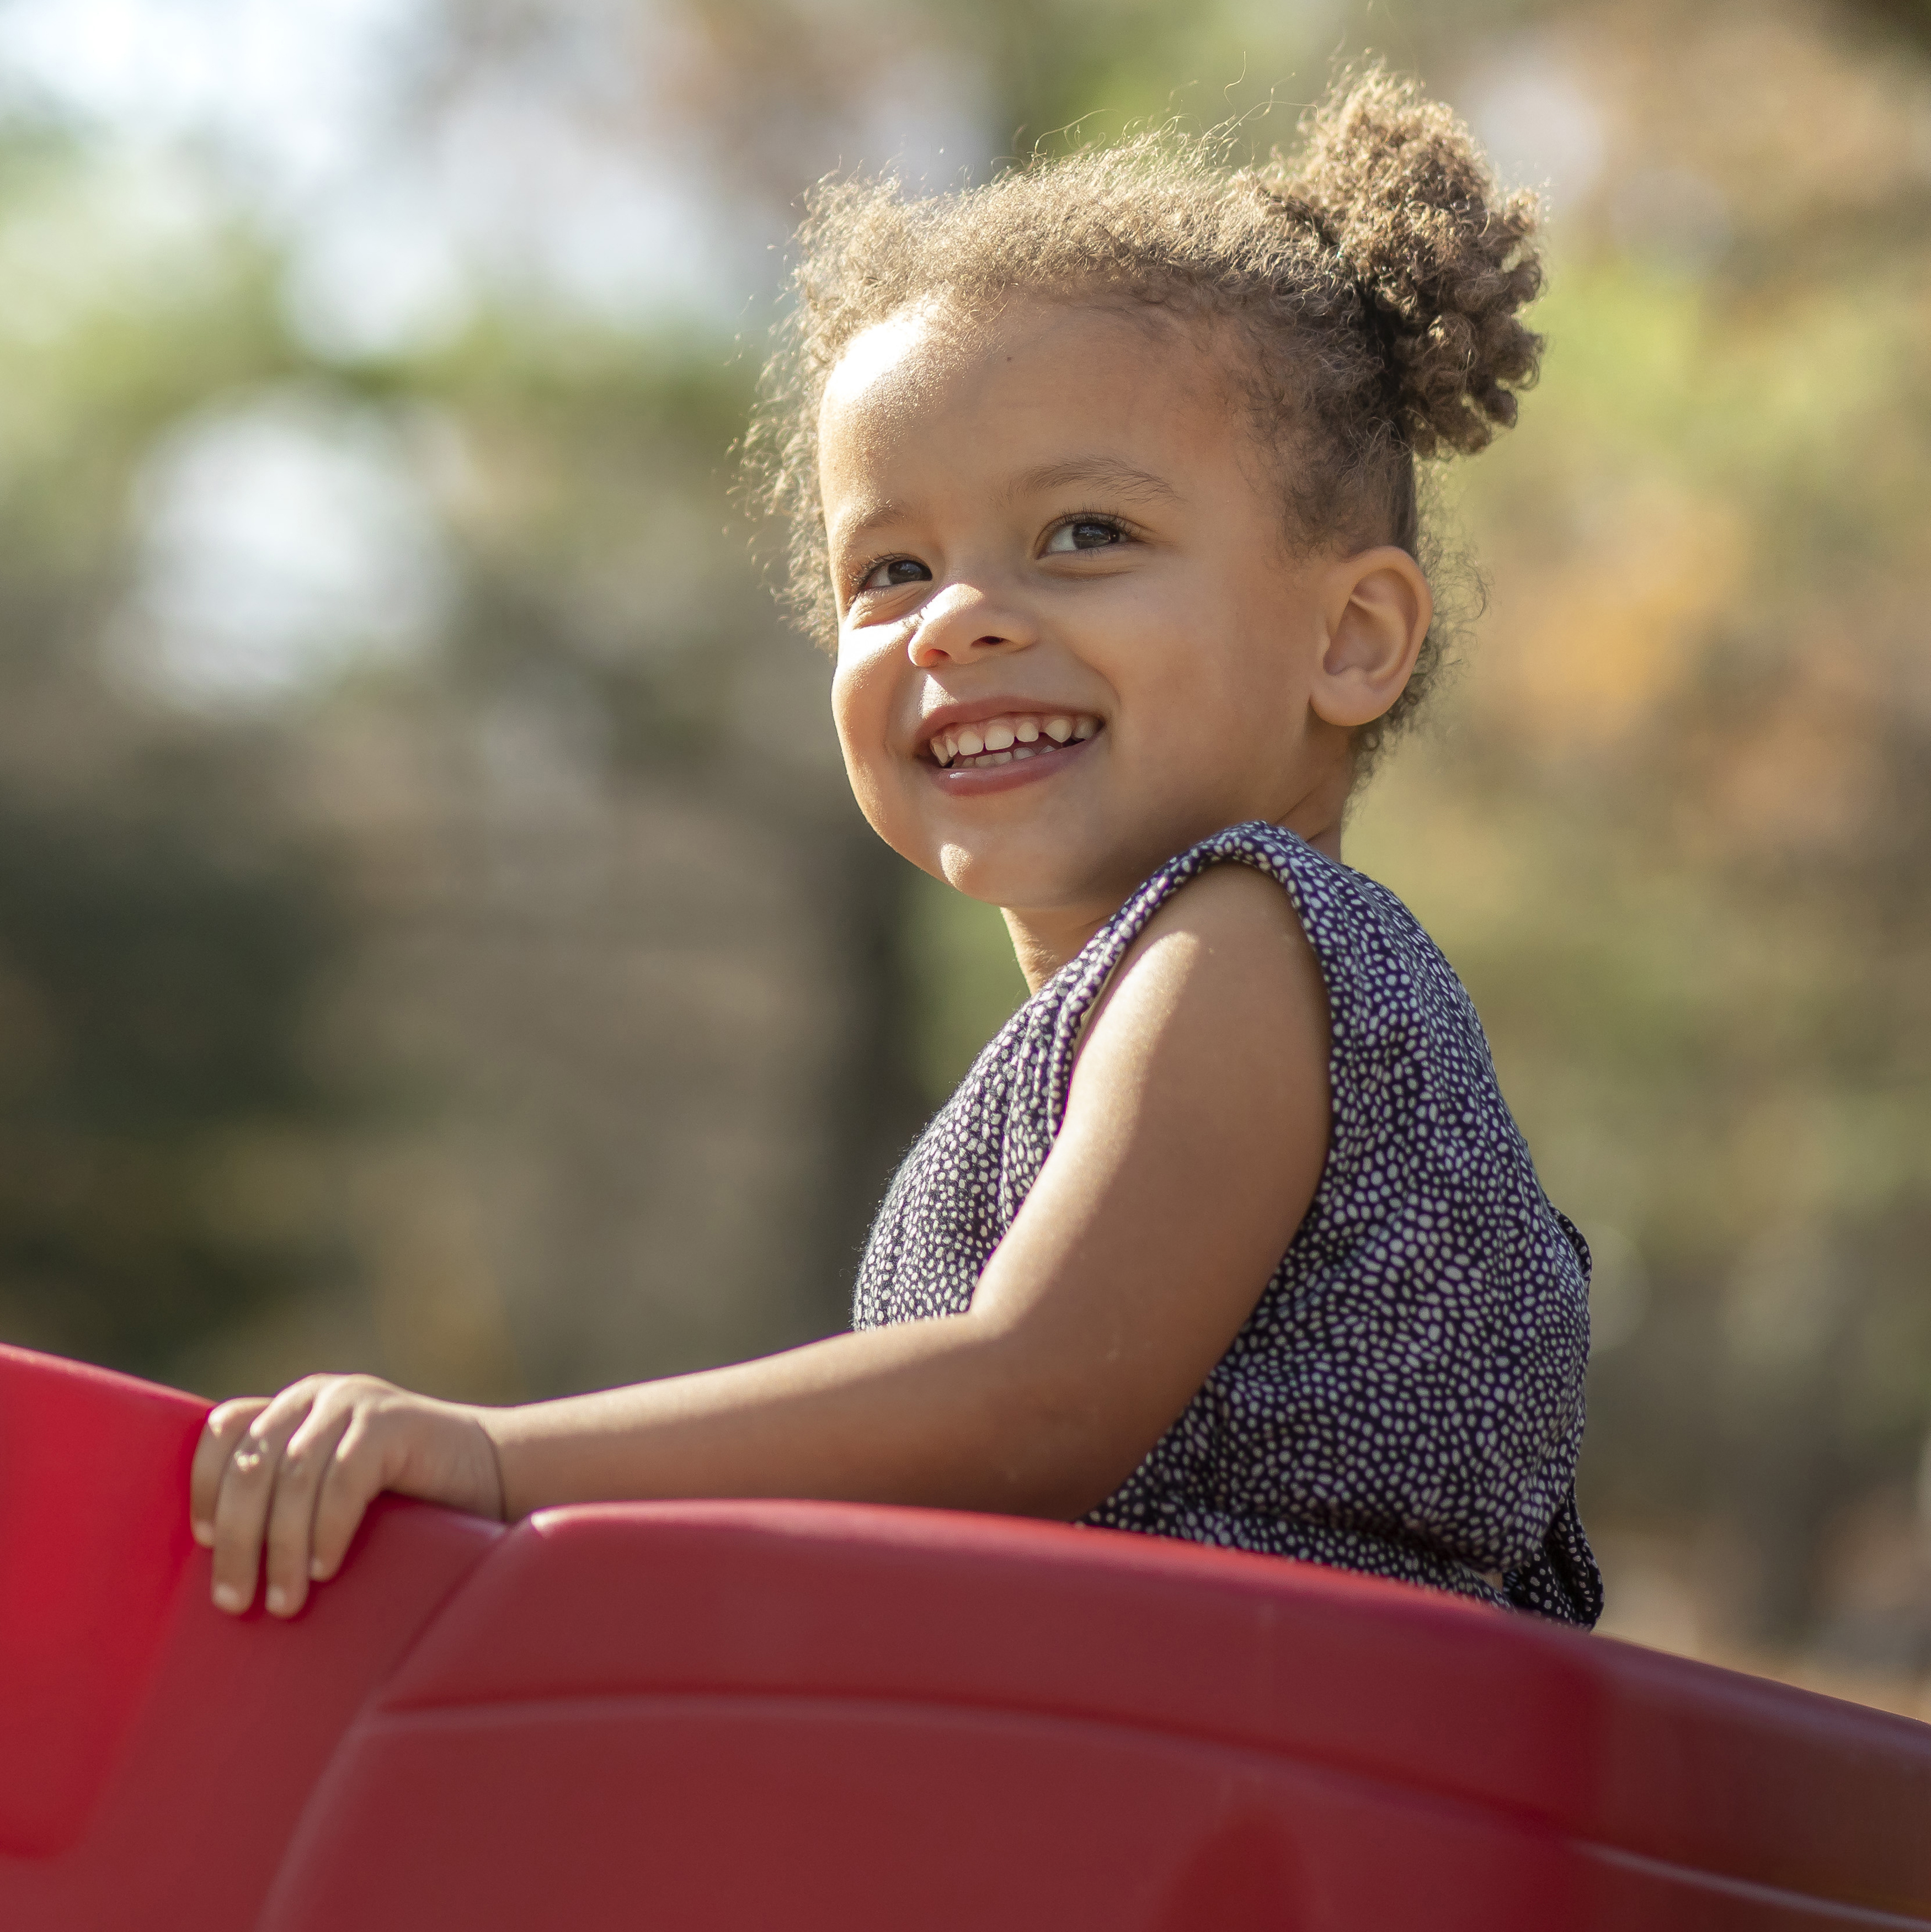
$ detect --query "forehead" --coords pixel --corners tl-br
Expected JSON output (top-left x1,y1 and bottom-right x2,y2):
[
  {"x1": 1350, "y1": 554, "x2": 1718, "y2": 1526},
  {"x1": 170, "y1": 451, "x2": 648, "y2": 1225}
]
[{"x1": 817, "y1": 297, "x2": 1238, "y2": 517}]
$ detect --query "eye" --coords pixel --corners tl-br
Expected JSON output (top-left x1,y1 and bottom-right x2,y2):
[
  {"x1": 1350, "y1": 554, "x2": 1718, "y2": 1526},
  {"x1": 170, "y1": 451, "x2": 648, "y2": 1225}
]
[
  {"x1": 1042, "y1": 515, "x2": 1130, "y2": 555},
  {"x1": 858, "y1": 556, "x2": 932, "y2": 592}
]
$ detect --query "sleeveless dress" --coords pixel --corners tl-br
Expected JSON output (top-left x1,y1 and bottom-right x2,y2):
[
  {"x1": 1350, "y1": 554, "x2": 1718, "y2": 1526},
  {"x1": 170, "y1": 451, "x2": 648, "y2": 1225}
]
[{"x1": 854, "y1": 821, "x2": 1603, "y2": 1626}]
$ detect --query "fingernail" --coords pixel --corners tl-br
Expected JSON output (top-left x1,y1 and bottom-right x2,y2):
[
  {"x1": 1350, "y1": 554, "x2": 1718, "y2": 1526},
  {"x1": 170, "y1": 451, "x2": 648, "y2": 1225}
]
[
  {"x1": 308, "y1": 1556, "x2": 327, "y2": 1580},
  {"x1": 191, "y1": 1520, "x2": 214, "y2": 1548},
  {"x1": 212, "y1": 1583, "x2": 244, "y2": 1614},
  {"x1": 265, "y1": 1585, "x2": 288, "y2": 1616}
]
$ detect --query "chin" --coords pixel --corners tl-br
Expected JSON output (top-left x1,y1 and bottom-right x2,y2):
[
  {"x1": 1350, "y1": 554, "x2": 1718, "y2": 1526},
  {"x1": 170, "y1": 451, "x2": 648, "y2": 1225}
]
[{"x1": 929, "y1": 837, "x2": 1109, "y2": 914}]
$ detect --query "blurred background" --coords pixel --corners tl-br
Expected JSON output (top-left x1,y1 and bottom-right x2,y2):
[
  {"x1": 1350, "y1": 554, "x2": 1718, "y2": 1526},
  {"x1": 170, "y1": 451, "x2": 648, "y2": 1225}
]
[{"x1": 0, "y1": 0, "x2": 1927, "y2": 1711}]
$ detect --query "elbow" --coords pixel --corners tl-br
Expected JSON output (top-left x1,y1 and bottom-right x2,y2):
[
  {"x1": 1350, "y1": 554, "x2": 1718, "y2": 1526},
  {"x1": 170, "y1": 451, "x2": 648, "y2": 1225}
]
[{"x1": 967, "y1": 1322, "x2": 1164, "y2": 1522}]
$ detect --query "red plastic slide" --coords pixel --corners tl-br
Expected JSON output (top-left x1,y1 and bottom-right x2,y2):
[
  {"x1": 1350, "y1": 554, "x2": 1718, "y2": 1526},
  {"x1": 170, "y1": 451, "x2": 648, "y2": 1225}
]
[{"x1": 3, "y1": 1338, "x2": 1928, "y2": 1929}]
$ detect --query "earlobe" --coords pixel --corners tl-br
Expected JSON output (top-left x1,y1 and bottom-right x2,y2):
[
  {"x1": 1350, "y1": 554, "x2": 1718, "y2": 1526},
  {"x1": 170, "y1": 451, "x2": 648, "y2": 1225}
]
[{"x1": 1309, "y1": 546, "x2": 1434, "y2": 731}]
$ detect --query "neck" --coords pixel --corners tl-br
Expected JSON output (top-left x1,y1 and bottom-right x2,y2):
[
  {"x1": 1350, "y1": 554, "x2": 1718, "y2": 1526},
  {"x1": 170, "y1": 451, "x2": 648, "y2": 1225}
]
[
  {"x1": 1001, "y1": 785, "x2": 1351, "y2": 993},
  {"x1": 1002, "y1": 905, "x2": 1103, "y2": 994}
]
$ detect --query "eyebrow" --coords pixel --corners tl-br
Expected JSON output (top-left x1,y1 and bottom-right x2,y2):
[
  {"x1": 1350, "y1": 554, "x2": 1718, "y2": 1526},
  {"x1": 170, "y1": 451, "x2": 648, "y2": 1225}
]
[
  {"x1": 1007, "y1": 456, "x2": 1182, "y2": 504},
  {"x1": 828, "y1": 499, "x2": 911, "y2": 553}
]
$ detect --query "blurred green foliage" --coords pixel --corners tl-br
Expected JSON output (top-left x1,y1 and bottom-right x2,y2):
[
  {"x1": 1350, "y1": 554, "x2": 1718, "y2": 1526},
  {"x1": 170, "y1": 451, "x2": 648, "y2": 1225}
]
[
  {"x1": 0, "y1": 122, "x2": 334, "y2": 1373},
  {"x1": 0, "y1": 784, "x2": 340, "y2": 1371}
]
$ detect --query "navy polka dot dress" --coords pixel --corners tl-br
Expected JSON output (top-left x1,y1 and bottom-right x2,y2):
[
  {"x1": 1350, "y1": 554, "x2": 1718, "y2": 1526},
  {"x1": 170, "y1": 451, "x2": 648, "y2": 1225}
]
[{"x1": 855, "y1": 821, "x2": 1602, "y2": 1625}]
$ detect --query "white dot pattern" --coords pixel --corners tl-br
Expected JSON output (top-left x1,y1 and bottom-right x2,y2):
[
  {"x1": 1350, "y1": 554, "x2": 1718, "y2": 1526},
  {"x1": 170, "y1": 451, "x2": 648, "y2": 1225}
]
[{"x1": 855, "y1": 822, "x2": 1602, "y2": 1624}]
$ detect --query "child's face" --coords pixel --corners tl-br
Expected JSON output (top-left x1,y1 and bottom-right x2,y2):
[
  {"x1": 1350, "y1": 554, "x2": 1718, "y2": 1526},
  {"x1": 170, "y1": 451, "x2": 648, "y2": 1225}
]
[{"x1": 819, "y1": 296, "x2": 1424, "y2": 927}]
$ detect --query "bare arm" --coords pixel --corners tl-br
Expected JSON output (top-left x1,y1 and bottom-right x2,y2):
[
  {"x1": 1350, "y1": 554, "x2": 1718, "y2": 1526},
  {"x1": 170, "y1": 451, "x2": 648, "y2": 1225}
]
[{"x1": 194, "y1": 864, "x2": 1329, "y2": 1615}]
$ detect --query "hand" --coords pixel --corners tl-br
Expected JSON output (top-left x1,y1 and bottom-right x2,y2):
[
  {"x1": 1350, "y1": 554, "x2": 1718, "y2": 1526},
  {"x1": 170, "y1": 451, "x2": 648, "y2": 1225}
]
[{"x1": 190, "y1": 1375, "x2": 506, "y2": 1619}]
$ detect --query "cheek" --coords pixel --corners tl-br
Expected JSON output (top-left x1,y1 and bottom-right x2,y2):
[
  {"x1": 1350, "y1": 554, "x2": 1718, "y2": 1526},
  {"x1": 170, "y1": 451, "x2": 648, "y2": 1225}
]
[
  {"x1": 830, "y1": 640, "x2": 900, "y2": 800},
  {"x1": 1123, "y1": 606, "x2": 1310, "y2": 765},
  {"x1": 829, "y1": 654, "x2": 869, "y2": 769}
]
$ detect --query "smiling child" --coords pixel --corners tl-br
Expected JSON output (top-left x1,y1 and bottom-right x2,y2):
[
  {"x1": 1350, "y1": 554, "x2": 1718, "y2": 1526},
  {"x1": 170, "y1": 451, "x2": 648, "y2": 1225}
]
[{"x1": 190, "y1": 69, "x2": 1601, "y2": 1628}]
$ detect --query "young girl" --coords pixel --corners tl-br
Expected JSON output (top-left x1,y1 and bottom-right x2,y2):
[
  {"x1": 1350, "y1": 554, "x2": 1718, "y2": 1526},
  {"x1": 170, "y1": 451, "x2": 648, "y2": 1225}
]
[{"x1": 191, "y1": 70, "x2": 1601, "y2": 1629}]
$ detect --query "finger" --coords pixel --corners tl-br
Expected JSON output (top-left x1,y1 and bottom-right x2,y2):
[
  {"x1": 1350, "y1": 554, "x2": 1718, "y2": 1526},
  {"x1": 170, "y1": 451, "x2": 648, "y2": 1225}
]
[
  {"x1": 308, "y1": 1409, "x2": 395, "y2": 1585},
  {"x1": 190, "y1": 1398, "x2": 270, "y2": 1547},
  {"x1": 209, "y1": 1383, "x2": 320, "y2": 1614},
  {"x1": 262, "y1": 1401, "x2": 355, "y2": 1619}
]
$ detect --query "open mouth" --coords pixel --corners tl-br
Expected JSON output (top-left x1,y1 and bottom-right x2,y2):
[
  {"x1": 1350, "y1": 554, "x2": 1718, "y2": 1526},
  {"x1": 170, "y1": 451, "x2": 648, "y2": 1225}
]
[{"x1": 924, "y1": 711, "x2": 1100, "y2": 770}]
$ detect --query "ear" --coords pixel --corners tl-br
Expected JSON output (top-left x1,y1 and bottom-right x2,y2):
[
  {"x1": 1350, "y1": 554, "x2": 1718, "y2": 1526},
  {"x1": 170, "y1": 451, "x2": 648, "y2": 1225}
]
[{"x1": 1308, "y1": 546, "x2": 1433, "y2": 731}]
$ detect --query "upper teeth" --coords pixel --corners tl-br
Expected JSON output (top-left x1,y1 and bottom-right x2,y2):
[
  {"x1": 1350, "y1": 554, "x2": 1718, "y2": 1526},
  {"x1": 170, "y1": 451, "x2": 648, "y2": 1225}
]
[{"x1": 926, "y1": 712, "x2": 1099, "y2": 768}]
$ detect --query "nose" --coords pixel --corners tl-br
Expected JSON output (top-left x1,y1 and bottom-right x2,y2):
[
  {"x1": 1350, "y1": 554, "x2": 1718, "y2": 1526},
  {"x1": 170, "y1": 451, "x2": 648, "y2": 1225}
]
[{"x1": 907, "y1": 582, "x2": 1036, "y2": 668}]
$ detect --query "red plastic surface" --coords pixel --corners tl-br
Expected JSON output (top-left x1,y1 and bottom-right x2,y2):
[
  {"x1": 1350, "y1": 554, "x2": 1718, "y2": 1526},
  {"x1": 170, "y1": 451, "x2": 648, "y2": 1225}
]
[
  {"x1": 0, "y1": 1343, "x2": 501, "y2": 1931},
  {"x1": 262, "y1": 1504, "x2": 1931, "y2": 1930},
  {"x1": 3, "y1": 1340, "x2": 1929, "y2": 1931},
  {"x1": 0, "y1": 1343, "x2": 204, "y2": 1855}
]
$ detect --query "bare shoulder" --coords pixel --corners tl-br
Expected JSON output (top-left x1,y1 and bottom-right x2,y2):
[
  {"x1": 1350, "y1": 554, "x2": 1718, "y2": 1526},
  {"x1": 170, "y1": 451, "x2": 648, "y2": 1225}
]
[
  {"x1": 1079, "y1": 859, "x2": 1329, "y2": 1073},
  {"x1": 1054, "y1": 854, "x2": 1331, "y2": 1301}
]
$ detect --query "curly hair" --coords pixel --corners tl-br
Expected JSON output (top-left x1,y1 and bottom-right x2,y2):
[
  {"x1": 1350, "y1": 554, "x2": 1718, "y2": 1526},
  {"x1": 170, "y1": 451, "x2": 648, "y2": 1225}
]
[{"x1": 742, "y1": 66, "x2": 1542, "y2": 762}]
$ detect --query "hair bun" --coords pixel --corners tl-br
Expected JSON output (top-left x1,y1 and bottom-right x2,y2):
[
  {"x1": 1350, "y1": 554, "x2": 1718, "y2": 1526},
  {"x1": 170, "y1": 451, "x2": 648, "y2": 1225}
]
[{"x1": 1274, "y1": 67, "x2": 1543, "y2": 457}]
